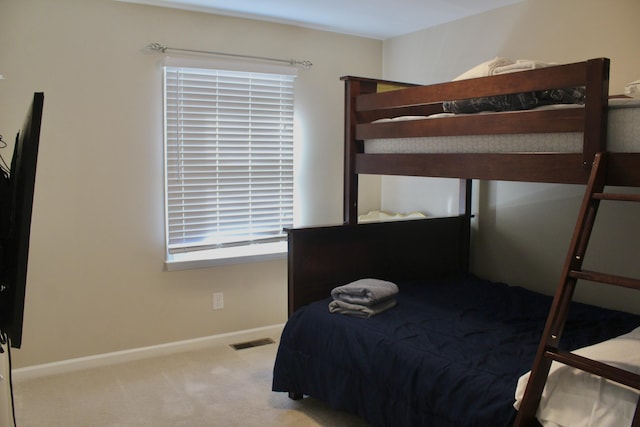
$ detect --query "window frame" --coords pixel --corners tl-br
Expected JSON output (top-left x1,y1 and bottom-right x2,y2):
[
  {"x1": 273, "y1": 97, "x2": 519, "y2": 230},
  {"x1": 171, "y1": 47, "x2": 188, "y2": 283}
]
[{"x1": 161, "y1": 57, "x2": 297, "y2": 270}]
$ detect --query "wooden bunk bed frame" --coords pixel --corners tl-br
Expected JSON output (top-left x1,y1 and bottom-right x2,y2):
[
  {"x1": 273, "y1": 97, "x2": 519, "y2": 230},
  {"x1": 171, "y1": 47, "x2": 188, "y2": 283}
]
[
  {"x1": 283, "y1": 57, "x2": 640, "y2": 426},
  {"x1": 343, "y1": 57, "x2": 640, "y2": 224}
]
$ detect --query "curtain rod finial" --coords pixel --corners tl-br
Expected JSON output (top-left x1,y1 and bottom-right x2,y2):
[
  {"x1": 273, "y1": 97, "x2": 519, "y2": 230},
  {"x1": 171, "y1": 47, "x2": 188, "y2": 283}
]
[{"x1": 145, "y1": 43, "x2": 167, "y2": 53}]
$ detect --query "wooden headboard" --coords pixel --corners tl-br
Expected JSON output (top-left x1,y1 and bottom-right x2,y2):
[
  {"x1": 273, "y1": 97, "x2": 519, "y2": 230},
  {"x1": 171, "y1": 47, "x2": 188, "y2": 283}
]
[{"x1": 285, "y1": 215, "x2": 470, "y2": 315}]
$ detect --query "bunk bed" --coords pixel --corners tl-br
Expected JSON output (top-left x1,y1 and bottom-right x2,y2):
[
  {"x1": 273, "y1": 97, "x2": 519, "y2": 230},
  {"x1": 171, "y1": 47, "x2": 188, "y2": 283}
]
[{"x1": 271, "y1": 58, "x2": 640, "y2": 426}]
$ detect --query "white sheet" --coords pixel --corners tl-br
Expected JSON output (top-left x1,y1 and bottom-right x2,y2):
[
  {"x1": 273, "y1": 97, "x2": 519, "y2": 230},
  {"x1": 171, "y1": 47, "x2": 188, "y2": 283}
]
[
  {"x1": 357, "y1": 210, "x2": 427, "y2": 223},
  {"x1": 514, "y1": 326, "x2": 640, "y2": 427}
]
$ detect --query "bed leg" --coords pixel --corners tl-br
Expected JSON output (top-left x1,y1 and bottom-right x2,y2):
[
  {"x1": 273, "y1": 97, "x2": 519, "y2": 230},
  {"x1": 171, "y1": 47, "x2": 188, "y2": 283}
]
[{"x1": 288, "y1": 391, "x2": 303, "y2": 400}]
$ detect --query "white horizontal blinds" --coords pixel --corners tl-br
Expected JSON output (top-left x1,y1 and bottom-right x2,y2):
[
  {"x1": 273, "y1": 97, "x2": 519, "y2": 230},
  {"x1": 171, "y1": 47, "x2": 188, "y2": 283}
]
[{"x1": 164, "y1": 66, "x2": 295, "y2": 254}]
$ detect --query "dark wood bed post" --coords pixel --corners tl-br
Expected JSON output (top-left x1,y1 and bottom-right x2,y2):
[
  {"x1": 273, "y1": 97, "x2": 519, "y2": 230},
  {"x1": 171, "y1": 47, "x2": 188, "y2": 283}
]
[
  {"x1": 582, "y1": 58, "x2": 610, "y2": 167},
  {"x1": 459, "y1": 178, "x2": 472, "y2": 273},
  {"x1": 342, "y1": 76, "x2": 379, "y2": 225}
]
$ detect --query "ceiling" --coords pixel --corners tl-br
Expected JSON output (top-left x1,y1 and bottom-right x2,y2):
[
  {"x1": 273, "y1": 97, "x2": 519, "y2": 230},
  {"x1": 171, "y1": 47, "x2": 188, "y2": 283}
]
[{"x1": 117, "y1": 0, "x2": 526, "y2": 40}]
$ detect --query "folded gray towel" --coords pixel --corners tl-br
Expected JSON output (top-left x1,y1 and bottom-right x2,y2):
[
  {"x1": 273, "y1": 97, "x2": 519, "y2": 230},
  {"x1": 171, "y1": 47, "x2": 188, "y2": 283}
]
[
  {"x1": 328, "y1": 298, "x2": 397, "y2": 318},
  {"x1": 331, "y1": 278, "x2": 399, "y2": 306}
]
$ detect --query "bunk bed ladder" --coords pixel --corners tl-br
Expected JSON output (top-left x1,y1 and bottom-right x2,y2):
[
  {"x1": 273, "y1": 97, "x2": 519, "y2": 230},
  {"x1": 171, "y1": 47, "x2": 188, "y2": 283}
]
[{"x1": 514, "y1": 152, "x2": 640, "y2": 427}]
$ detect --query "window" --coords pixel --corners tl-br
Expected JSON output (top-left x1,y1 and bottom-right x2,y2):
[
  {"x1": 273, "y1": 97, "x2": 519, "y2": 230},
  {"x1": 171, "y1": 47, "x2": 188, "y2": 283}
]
[{"x1": 162, "y1": 59, "x2": 296, "y2": 269}]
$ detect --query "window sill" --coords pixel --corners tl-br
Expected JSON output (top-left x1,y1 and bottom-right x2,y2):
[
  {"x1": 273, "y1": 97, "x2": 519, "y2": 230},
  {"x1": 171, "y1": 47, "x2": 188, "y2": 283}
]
[{"x1": 164, "y1": 242, "x2": 287, "y2": 271}]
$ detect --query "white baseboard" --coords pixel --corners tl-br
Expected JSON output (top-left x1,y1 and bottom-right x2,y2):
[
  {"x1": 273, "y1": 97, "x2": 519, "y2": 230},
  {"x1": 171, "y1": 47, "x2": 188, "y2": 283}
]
[{"x1": 12, "y1": 323, "x2": 284, "y2": 382}]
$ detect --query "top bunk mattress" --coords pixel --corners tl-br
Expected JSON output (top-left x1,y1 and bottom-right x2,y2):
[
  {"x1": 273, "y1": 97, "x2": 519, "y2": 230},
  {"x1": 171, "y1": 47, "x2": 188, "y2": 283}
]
[{"x1": 364, "y1": 98, "x2": 640, "y2": 154}]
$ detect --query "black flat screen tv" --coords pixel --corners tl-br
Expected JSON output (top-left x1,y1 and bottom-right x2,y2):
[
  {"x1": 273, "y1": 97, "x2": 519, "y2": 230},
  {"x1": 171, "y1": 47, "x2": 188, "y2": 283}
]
[{"x1": 0, "y1": 92, "x2": 44, "y2": 348}]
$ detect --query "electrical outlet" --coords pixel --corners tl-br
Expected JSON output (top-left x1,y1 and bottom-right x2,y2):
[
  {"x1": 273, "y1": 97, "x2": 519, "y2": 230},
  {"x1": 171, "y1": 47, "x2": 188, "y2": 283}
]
[{"x1": 213, "y1": 292, "x2": 224, "y2": 310}]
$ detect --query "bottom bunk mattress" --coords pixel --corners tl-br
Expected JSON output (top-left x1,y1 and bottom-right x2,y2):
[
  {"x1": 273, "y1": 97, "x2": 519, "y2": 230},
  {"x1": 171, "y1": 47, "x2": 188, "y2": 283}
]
[{"x1": 272, "y1": 274, "x2": 640, "y2": 427}]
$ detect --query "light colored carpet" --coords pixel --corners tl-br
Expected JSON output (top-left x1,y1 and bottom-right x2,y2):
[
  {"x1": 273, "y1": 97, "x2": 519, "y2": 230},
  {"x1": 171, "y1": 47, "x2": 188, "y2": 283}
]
[{"x1": 12, "y1": 330, "x2": 369, "y2": 427}]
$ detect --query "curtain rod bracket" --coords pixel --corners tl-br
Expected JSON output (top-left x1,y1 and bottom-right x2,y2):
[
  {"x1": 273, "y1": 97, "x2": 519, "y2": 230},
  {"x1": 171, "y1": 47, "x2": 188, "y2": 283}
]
[{"x1": 144, "y1": 43, "x2": 312, "y2": 68}]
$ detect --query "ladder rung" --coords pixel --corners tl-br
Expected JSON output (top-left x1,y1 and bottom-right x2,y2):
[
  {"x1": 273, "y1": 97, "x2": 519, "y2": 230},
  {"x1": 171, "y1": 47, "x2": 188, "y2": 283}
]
[
  {"x1": 593, "y1": 192, "x2": 640, "y2": 202},
  {"x1": 570, "y1": 269, "x2": 640, "y2": 290},
  {"x1": 546, "y1": 349, "x2": 640, "y2": 391}
]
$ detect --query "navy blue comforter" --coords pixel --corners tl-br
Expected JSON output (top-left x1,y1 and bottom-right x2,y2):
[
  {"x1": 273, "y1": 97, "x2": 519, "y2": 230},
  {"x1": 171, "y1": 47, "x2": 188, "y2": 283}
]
[{"x1": 272, "y1": 275, "x2": 640, "y2": 427}]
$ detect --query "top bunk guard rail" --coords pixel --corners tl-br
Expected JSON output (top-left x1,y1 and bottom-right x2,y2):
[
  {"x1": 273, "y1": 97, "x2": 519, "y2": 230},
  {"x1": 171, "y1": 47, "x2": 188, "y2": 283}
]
[
  {"x1": 340, "y1": 58, "x2": 632, "y2": 224},
  {"x1": 356, "y1": 60, "x2": 604, "y2": 111}
]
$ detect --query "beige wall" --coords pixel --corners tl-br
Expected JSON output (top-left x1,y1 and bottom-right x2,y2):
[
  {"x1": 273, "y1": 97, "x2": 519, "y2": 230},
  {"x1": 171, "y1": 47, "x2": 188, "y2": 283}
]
[
  {"x1": 0, "y1": 0, "x2": 382, "y2": 367},
  {"x1": 382, "y1": 0, "x2": 640, "y2": 313}
]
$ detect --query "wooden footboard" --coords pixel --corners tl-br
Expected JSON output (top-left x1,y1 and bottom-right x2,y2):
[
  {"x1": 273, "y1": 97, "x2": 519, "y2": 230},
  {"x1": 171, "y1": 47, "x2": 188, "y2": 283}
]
[{"x1": 285, "y1": 216, "x2": 469, "y2": 315}]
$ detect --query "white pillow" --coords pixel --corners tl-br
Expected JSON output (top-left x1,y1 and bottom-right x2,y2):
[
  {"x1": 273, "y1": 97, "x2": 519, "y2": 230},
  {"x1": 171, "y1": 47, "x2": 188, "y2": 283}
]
[
  {"x1": 514, "y1": 326, "x2": 640, "y2": 427},
  {"x1": 452, "y1": 57, "x2": 514, "y2": 81},
  {"x1": 625, "y1": 80, "x2": 640, "y2": 98}
]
